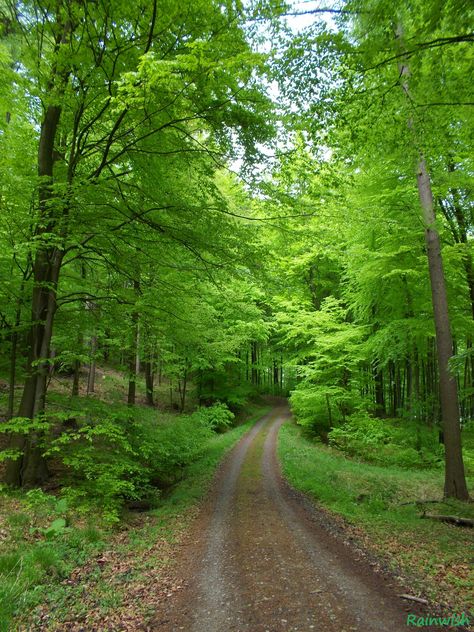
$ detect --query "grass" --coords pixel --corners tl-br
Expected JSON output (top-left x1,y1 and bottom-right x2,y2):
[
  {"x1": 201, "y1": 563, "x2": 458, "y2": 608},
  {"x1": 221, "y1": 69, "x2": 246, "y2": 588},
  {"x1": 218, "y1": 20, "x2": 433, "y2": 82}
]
[
  {"x1": 1, "y1": 402, "x2": 270, "y2": 631},
  {"x1": 0, "y1": 516, "x2": 106, "y2": 632},
  {"x1": 278, "y1": 421, "x2": 474, "y2": 614}
]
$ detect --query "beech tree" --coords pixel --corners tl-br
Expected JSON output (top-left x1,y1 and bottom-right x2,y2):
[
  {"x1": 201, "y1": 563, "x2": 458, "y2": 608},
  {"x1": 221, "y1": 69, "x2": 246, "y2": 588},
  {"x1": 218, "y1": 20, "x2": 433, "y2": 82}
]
[
  {"x1": 269, "y1": 0, "x2": 472, "y2": 498},
  {"x1": 1, "y1": 0, "x2": 273, "y2": 485}
]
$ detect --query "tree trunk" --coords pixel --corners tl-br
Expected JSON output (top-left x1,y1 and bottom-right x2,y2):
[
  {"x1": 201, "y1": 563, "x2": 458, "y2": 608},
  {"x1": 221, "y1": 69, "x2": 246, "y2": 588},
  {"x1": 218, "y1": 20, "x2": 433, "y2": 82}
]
[
  {"x1": 5, "y1": 245, "x2": 63, "y2": 486},
  {"x1": 373, "y1": 362, "x2": 385, "y2": 417},
  {"x1": 178, "y1": 369, "x2": 187, "y2": 413},
  {"x1": 145, "y1": 360, "x2": 154, "y2": 406},
  {"x1": 127, "y1": 279, "x2": 140, "y2": 406},
  {"x1": 273, "y1": 359, "x2": 279, "y2": 393},
  {"x1": 417, "y1": 159, "x2": 469, "y2": 500},
  {"x1": 251, "y1": 341, "x2": 257, "y2": 386},
  {"x1": 396, "y1": 25, "x2": 469, "y2": 499},
  {"x1": 72, "y1": 327, "x2": 83, "y2": 398},
  {"x1": 4, "y1": 13, "x2": 73, "y2": 486},
  {"x1": 87, "y1": 335, "x2": 97, "y2": 395},
  {"x1": 127, "y1": 370, "x2": 136, "y2": 405},
  {"x1": 7, "y1": 304, "x2": 22, "y2": 420}
]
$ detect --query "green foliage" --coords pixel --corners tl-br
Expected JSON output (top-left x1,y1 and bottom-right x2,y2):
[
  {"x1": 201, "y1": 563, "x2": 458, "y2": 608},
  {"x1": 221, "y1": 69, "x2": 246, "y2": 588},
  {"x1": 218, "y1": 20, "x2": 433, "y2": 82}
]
[
  {"x1": 40, "y1": 518, "x2": 68, "y2": 540},
  {"x1": 190, "y1": 402, "x2": 235, "y2": 433},
  {"x1": 42, "y1": 407, "x2": 215, "y2": 523},
  {"x1": 328, "y1": 412, "x2": 445, "y2": 469},
  {"x1": 0, "y1": 491, "x2": 105, "y2": 632}
]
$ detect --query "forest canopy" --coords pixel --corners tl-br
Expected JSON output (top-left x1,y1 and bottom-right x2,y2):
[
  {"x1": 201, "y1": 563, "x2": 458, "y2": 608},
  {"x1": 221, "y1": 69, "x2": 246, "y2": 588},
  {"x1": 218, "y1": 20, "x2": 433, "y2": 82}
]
[{"x1": 0, "y1": 0, "x2": 472, "y2": 513}]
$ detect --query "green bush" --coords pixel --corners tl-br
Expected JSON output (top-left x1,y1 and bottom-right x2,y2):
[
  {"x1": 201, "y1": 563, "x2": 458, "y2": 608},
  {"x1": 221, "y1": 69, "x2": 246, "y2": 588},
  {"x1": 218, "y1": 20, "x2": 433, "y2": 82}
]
[
  {"x1": 40, "y1": 406, "x2": 216, "y2": 522},
  {"x1": 1, "y1": 400, "x2": 238, "y2": 523},
  {"x1": 328, "y1": 411, "x2": 444, "y2": 469},
  {"x1": 130, "y1": 412, "x2": 213, "y2": 485},
  {"x1": 190, "y1": 402, "x2": 235, "y2": 433}
]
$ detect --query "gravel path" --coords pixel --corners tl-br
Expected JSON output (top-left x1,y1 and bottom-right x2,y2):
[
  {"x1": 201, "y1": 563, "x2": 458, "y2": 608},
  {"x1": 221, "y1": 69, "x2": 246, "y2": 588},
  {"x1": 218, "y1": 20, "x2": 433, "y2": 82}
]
[{"x1": 151, "y1": 406, "x2": 445, "y2": 632}]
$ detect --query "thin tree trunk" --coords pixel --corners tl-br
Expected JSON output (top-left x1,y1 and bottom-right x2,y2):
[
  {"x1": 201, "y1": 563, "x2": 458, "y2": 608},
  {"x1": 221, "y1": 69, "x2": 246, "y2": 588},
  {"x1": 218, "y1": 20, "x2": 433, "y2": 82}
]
[
  {"x1": 127, "y1": 279, "x2": 140, "y2": 406},
  {"x1": 145, "y1": 360, "x2": 154, "y2": 406},
  {"x1": 7, "y1": 301, "x2": 23, "y2": 420},
  {"x1": 179, "y1": 369, "x2": 187, "y2": 413},
  {"x1": 251, "y1": 342, "x2": 257, "y2": 386},
  {"x1": 373, "y1": 362, "x2": 385, "y2": 417},
  {"x1": 87, "y1": 335, "x2": 97, "y2": 395}
]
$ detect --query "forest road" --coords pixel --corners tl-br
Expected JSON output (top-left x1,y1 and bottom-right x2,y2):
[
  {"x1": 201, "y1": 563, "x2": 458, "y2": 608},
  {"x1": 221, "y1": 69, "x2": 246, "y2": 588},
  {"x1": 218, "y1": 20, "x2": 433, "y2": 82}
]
[{"x1": 150, "y1": 405, "x2": 432, "y2": 632}]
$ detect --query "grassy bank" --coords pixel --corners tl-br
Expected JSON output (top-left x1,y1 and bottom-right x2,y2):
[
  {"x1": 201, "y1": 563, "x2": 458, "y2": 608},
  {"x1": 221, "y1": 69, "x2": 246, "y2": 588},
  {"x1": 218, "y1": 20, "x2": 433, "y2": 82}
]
[
  {"x1": 278, "y1": 421, "x2": 474, "y2": 615},
  {"x1": 0, "y1": 402, "x2": 270, "y2": 632}
]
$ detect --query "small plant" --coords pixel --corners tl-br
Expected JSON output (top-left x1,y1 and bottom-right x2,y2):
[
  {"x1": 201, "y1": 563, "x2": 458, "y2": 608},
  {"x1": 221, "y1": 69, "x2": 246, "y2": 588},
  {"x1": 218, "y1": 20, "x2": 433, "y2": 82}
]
[{"x1": 39, "y1": 518, "x2": 68, "y2": 539}]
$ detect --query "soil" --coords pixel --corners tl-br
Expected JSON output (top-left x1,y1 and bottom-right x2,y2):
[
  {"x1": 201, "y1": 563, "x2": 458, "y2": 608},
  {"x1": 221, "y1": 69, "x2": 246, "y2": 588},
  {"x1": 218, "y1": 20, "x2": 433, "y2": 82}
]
[{"x1": 148, "y1": 405, "x2": 468, "y2": 632}]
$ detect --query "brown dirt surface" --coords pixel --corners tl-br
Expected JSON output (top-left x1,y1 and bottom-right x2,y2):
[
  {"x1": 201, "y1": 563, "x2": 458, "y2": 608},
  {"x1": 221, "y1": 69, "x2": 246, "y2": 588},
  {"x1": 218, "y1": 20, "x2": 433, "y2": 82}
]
[{"x1": 149, "y1": 405, "x2": 471, "y2": 632}]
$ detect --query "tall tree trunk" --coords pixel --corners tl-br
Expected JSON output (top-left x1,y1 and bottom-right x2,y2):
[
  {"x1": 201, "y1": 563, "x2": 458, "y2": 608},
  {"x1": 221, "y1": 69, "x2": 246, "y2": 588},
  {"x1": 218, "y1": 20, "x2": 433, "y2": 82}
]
[
  {"x1": 7, "y1": 301, "x2": 23, "y2": 420},
  {"x1": 251, "y1": 341, "x2": 257, "y2": 386},
  {"x1": 4, "y1": 99, "x2": 65, "y2": 486},
  {"x1": 396, "y1": 26, "x2": 469, "y2": 499},
  {"x1": 280, "y1": 354, "x2": 283, "y2": 391},
  {"x1": 417, "y1": 159, "x2": 469, "y2": 499},
  {"x1": 5, "y1": 247, "x2": 63, "y2": 486},
  {"x1": 127, "y1": 279, "x2": 140, "y2": 406},
  {"x1": 178, "y1": 368, "x2": 187, "y2": 413},
  {"x1": 273, "y1": 359, "x2": 279, "y2": 394},
  {"x1": 373, "y1": 362, "x2": 385, "y2": 417}
]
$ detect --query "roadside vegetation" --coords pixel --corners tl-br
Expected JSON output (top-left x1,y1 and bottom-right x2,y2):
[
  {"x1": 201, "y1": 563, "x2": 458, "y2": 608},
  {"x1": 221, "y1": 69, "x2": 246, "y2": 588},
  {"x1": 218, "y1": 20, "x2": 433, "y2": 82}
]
[
  {"x1": 279, "y1": 421, "x2": 474, "y2": 615},
  {"x1": 0, "y1": 368, "x2": 269, "y2": 631}
]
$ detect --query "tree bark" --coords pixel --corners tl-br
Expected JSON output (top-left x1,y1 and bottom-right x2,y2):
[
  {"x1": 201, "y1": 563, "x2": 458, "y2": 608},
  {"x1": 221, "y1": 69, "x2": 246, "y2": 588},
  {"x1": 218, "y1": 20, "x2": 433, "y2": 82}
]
[
  {"x1": 87, "y1": 335, "x2": 97, "y2": 395},
  {"x1": 417, "y1": 159, "x2": 469, "y2": 500},
  {"x1": 4, "y1": 14, "x2": 73, "y2": 486},
  {"x1": 7, "y1": 304, "x2": 22, "y2": 420},
  {"x1": 127, "y1": 279, "x2": 140, "y2": 406},
  {"x1": 396, "y1": 25, "x2": 469, "y2": 500},
  {"x1": 251, "y1": 341, "x2": 257, "y2": 386},
  {"x1": 373, "y1": 362, "x2": 385, "y2": 417},
  {"x1": 5, "y1": 245, "x2": 63, "y2": 486},
  {"x1": 178, "y1": 368, "x2": 187, "y2": 413},
  {"x1": 145, "y1": 360, "x2": 154, "y2": 406},
  {"x1": 4, "y1": 102, "x2": 64, "y2": 486}
]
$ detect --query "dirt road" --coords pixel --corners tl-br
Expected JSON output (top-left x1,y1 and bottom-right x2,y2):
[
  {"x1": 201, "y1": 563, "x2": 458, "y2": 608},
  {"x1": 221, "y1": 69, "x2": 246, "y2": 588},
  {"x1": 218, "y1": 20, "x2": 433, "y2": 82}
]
[{"x1": 151, "y1": 406, "x2": 436, "y2": 631}]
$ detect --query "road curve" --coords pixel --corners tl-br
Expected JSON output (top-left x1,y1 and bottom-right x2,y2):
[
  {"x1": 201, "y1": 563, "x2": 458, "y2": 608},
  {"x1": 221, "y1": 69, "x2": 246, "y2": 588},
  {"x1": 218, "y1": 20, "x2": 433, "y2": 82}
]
[{"x1": 151, "y1": 406, "x2": 433, "y2": 632}]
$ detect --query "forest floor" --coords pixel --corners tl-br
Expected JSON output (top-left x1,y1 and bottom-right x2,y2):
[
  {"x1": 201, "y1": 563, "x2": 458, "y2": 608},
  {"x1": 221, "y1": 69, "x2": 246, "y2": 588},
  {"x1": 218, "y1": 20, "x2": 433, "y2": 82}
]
[
  {"x1": 148, "y1": 405, "x2": 472, "y2": 632},
  {"x1": 8, "y1": 403, "x2": 473, "y2": 631}
]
